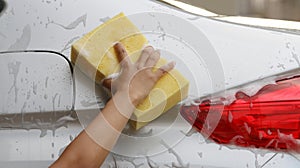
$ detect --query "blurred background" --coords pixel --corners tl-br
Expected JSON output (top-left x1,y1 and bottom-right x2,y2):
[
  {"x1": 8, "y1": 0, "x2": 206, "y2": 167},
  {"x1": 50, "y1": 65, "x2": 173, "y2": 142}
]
[
  {"x1": 0, "y1": 0, "x2": 6, "y2": 15},
  {"x1": 178, "y1": 0, "x2": 300, "y2": 21}
]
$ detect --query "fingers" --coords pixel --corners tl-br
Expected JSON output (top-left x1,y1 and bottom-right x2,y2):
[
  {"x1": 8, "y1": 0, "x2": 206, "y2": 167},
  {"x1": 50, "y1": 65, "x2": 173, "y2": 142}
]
[
  {"x1": 145, "y1": 50, "x2": 160, "y2": 67},
  {"x1": 114, "y1": 43, "x2": 131, "y2": 67},
  {"x1": 136, "y1": 46, "x2": 154, "y2": 69},
  {"x1": 155, "y1": 61, "x2": 176, "y2": 78}
]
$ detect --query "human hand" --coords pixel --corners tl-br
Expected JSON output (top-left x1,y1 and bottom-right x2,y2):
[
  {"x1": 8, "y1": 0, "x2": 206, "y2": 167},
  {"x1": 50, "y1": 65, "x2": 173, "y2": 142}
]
[{"x1": 102, "y1": 43, "x2": 175, "y2": 106}]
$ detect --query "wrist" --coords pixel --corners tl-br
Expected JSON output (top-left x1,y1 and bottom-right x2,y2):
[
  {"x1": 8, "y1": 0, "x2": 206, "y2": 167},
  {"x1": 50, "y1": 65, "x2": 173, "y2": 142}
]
[
  {"x1": 115, "y1": 90, "x2": 141, "y2": 107},
  {"x1": 109, "y1": 90, "x2": 136, "y2": 119}
]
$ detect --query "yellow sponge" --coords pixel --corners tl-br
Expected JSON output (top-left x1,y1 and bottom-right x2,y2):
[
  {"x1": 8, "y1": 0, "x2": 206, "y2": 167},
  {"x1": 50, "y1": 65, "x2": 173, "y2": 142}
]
[{"x1": 71, "y1": 13, "x2": 189, "y2": 130}]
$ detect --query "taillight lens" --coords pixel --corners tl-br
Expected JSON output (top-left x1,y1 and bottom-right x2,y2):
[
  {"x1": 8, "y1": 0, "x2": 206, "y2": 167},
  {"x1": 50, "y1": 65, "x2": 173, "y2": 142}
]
[{"x1": 180, "y1": 76, "x2": 300, "y2": 152}]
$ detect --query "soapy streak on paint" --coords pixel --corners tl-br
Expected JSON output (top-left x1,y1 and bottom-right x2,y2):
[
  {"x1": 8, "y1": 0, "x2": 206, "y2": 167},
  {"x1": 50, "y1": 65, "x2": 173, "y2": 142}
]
[
  {"x1": 8, "y1": 25, "x2": 31, "y2": 51},
  {"x1": 180, "y1": 127, "x2": 198, "y2": 137},
  {"x1": 45, "y1": 76, "x2": 49, "y2": 88},
  {"x1": 112, "y1": 154, "x2": 144, "y2": 168},
  {"x1": 121, "y1": 125, "x2": 153, "y2": 137},
  {"x1": 0, "y1": 112, "x2": 76, "y2": 137},
  {"x1": 286, "y1": 42, "x2": 300, "y2": 67},
  {"x1": 8, "y1": 61, "x2": 21, "y2": 103},
  {"x1": 292, "y1": 51, "x2": 300, "y2": 67},
  {"x1": 99, "y1": 16, "x2": 110, "y2": 23},
  {"x1": 80, "y1": 99, "x2": 104, "y2": 107},
  {"x1": 160, "y1": 139, "x2": 189, "y2": 168},
  {"x1": 105, "y1": 139, "x2": 191, "y2": 167},
  {"x1": 60, "y1": 36, "x2": 80, "y2": 53},
  {"x1": 0, "y1": 32, "x2": 6, "y2": 38},
  {"x1": 0, "y1": 50, "x2": 76, "y2": 139},
  {"x1": 146, "y1": 156, "x2": 159, "y2": 168},
  {"x1": 50, "y1": 14, "x2": 87, "y2": 30},
  {"x1": 187, "y1": 16, "x2": 201, "y2": 20}
]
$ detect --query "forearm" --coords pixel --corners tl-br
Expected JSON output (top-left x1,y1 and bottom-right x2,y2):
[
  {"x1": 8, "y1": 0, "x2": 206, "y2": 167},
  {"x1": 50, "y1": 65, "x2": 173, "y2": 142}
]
[
  {"x1": 84, "y1": 90, "x2": 136, "y2": 150},
  {"x1": 50, "y1": 43, "x2": 173, "y2": 168},
  {"x1": 50, "y1": 91, "x2": 135, "y2": 168}
]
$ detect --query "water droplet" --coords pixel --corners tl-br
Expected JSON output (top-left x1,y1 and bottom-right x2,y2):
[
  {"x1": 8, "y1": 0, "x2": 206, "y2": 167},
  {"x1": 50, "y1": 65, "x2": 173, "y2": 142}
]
[{"x1": 197, "y1": 152, "x2": 203, "y2": 158}]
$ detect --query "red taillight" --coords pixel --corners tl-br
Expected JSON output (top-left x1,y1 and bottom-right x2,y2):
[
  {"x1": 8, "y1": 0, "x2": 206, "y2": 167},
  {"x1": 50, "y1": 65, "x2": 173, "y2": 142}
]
[{"x1": 180, "y1": 76, "x2": 300, "y2": 152}]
